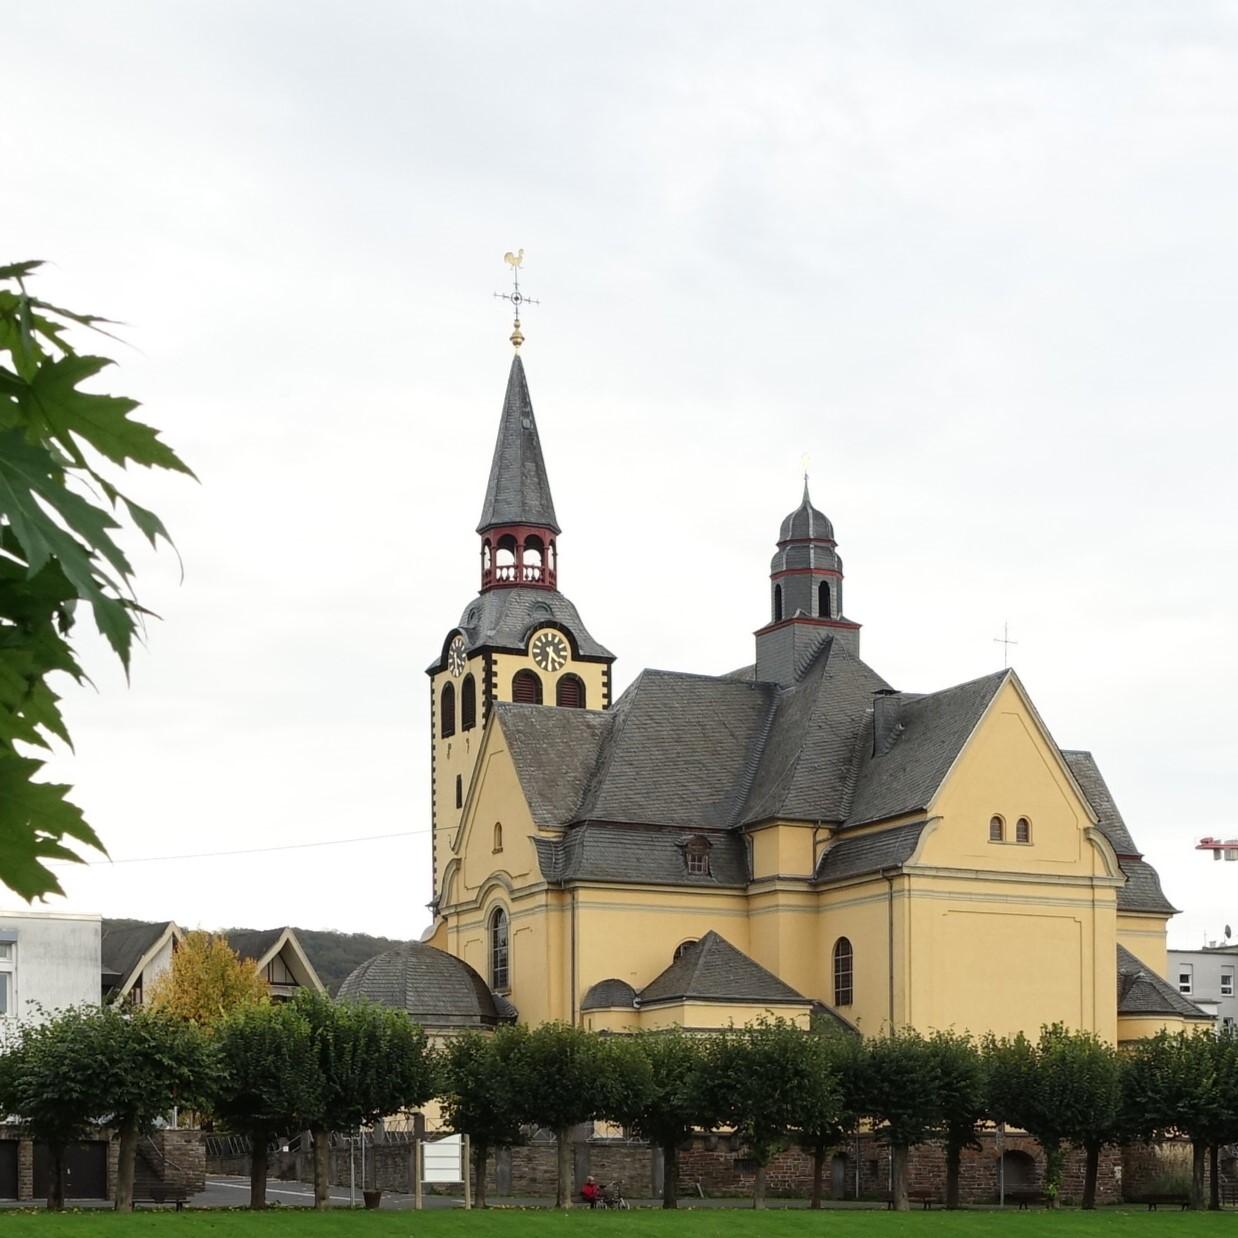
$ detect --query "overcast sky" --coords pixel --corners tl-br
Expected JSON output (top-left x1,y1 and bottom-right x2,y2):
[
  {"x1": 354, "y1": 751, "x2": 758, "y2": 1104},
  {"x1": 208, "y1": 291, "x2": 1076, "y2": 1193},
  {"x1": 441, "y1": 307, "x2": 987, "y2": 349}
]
[{"x1": 6, "y1": 2, "x2": 1238, "y2": 950}]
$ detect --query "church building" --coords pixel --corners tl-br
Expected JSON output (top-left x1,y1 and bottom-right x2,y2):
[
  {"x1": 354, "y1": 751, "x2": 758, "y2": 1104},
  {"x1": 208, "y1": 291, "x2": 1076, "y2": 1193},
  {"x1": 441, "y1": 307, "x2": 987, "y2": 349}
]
[{"x1": 422, "y1": 337, "x2": 1208, "y2": 1045}]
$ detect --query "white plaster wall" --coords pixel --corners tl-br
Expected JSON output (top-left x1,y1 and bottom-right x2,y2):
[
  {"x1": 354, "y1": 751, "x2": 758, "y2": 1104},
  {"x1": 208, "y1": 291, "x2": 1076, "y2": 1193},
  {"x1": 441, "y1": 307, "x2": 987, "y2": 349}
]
[{"x1": 0, "y1": 911, "x2": 101, "y2": 1033}]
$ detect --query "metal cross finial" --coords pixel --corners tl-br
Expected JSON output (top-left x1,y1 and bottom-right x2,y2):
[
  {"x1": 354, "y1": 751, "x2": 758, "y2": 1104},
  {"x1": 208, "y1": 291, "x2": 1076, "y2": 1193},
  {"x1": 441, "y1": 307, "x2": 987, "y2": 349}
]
[
  {"x1": 495, "y1": 249, "x2": 539, "y2": 351},
  {"x1": 801, "y1": 452, "x2": 811, "y2": 500},
  {"x1": 994, "y1": 620, "x2": 1019, "y2": 668}
]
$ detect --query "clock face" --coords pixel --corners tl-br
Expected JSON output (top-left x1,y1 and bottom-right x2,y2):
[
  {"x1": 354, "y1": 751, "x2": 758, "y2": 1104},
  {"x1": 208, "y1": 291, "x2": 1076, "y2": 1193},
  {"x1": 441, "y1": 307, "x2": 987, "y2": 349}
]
[
  {"x1": 531, "y1": 630, "x2": 569, "y2": 673},
  {"x1": 447, "y1": 635, "x2": 467, "y2": 677}
]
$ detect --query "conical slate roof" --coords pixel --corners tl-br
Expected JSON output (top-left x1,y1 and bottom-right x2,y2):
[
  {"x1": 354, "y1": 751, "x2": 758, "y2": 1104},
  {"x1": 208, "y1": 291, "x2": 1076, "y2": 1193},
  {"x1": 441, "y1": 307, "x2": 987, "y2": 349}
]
[{"x1": 477, "y1": 355, "x2": 560, "y2": 534}]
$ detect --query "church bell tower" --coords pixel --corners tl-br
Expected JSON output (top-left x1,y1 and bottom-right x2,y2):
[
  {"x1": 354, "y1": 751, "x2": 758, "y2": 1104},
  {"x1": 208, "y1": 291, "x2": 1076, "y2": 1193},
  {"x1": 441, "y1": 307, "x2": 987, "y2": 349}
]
[{"x1": 426, "y1": 273, "x2": 615, "y2": 906}]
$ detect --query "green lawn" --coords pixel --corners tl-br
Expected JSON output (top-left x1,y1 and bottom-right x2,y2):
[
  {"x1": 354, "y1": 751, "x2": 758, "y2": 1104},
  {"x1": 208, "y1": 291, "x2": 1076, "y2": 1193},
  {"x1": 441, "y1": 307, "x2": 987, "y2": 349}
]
[{"x1": 0, "y1": 1212, "x2": 1233, "y2": 1238}]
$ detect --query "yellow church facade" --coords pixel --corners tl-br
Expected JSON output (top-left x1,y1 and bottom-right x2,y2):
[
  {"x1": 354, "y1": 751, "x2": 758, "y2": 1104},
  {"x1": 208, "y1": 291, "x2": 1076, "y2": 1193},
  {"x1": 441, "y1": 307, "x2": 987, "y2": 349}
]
[{"x1": 423, "y1": 347, "x2": 1207, "y2": 1047}]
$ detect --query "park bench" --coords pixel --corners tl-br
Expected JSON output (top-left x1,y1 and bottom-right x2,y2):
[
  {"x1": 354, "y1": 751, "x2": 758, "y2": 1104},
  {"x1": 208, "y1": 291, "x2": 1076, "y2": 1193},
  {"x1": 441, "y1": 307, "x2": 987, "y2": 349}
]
[
  {"x1": 136, "y1": 1183, "x2": 191, "y2": 1210},
  {"x1": 1133, "y1": 1193, "x2": 1190, "y2": 1211},
  {"x1": 883, "y1": 1192, "x2": 943, "y2": 1209}
]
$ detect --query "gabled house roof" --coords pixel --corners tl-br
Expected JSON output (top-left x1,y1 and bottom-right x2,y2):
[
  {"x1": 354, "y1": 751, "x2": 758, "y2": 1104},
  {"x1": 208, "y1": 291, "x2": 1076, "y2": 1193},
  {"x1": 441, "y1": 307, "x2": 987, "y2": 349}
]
[
  {"x1": 223, "y1": 926, "x2": 326, "y2": 995},
  {"x1": 101, "y1": 919, "x2": 182, "y2": 1000}
]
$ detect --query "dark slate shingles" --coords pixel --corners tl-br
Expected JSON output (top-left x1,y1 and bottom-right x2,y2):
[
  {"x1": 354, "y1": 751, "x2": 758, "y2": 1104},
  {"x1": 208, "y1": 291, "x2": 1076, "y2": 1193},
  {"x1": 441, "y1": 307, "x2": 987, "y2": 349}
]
[
  {"x1": 1117, "y1": 945, "x2": 1211, "y2": 1020},
  {"x1": 1115, "y1": 858, "x2": 1178, "y2": 916},
  {"x1": 581, "y1": 978, "x2": 637, "y2": 1010},
  {"x1": 338, "y1": 942, "x2": 501, "y2": 1028},
  {"x1": 476, "y1": 355, "x2": 559, "y2": 533},
  {"x1": 638, "y1": 931, "x2": 807, "y2": 1005},
  {"x1": 445, "y1": 587, "x2": 613, "y2": 664},
  {"x1": 815, "y1": 821, "x2": 928, "y2": 883},
  {"x1": 224, "y1": 928, "x2": 284, "y2": 963},
  {"x1": 534, "y1": 822, "x2": 749, "y2": 887},
  {"x1": 101, "y1": 920, "x2": 175, "y2": 989},
  {"x1": 843, "y1": 671, "x2": 1009, "y2": 827}
]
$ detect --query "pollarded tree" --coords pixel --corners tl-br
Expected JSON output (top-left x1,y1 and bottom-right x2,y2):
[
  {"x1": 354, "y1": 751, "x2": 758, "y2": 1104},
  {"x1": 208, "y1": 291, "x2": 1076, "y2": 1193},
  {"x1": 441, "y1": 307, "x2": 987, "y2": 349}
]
[
  {"x1": 697, "y1": 1020, "x2": 816, "y2": 1209},
  {"x1": 296, "y1": 993, "x2": 437, "y2": 1210},
  {"x1": 214, "y1": 1001, "x2": 324, "y2": 1209},
  {"x1": 0, "y1": 262, "x2": 191, "y2": 901},
  {"x1": 509, "y1": 1022, "x2": 614, "y2": 1208},
  {"x1": 984, "y1": 1024, "x2": 1119, "y2": 1207},
  {"x1": 862, "y1": 1029, "x2": 944, "y2": 1211},
  {"x1": 619, "y1": 1030, "x2": 711, "y2": 1209},
  {"x1": 925, "y1": 1030, "x2": 987, "y2": 1209},
  {"x1": 90, "y1": 1005, "x2": 217, "y2": 1212},
  {"x1": 1122, "y1": 1029, "x2": 1229, "y2": 1210},
  {"x1": 0, "y1": 1007, "x2": 110, "y2": 1209},
  {"x1": 792, "y1": 1029, "x2": 850, "y2": 1209},
  {"x1": 439, "y1": 1026, "x2": 528, "y2": 1208},
  {"x1": 148, "y1": 931, "x2": 269, "y2": 1028}
]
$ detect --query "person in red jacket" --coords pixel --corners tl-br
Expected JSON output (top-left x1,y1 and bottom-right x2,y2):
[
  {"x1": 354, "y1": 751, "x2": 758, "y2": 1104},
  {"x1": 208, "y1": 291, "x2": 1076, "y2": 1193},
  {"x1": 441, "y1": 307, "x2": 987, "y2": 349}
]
[{"x1": 581, "y1": 1176, "x2": 601, "y2": 1208}]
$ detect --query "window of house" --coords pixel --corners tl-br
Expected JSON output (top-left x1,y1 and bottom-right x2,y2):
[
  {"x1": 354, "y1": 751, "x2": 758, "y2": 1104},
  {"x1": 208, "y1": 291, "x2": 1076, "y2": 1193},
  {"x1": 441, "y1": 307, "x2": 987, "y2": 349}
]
[
  {"x1": 440, "y1": 682, "x2": 456, "y2": 738},
  {"x1": 0, "y1": 941, "x2": 15, "y2": 1016},
  {"x1": 1222, "y1": 968, "x2": 1234, "y2": 997},
  {"x1": 683, "y1": 837, "x2": 712, "y2": 877},
  {"x1": 833, "y1": 937, "x2": 853, "y2": 1007},
  {"x1": 1178, "y1": 964, "x2": 1194, "y2": 995},
  {"x1": 512, "y1": 669, "x2": 543, "y2": 704},
  {"x1": 461, "y1": 675, "x2": 477, "y2": 730},
  {"x1": 556, "y1": 674, "x2": 585, "y2": 709},
  {"x1": 1015, "y1": 817, "x2": 1031, "y2": 844},
  {"x1": 989, "y1": 815, "x2": 1005, "y2": 843},
  {"x1": 673, "y1": 939, "x2": 698, "y2": 962},
  {"x1": 455, "y1": 775, "x2": 463, "y2": 809},
  {"x1": 493, "y1": 822, "x2": 503, "y2": 853},
  {"x1": 489, "y1": 908, "x2": 509, "y2": 991}
]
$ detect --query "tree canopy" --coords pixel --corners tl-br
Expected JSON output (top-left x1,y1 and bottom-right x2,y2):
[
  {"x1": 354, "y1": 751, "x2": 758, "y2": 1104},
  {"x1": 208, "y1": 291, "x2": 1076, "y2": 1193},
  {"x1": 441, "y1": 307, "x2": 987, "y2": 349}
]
[{"x1": 148, "y1": 931, "x2": 269, "y2": 1028}]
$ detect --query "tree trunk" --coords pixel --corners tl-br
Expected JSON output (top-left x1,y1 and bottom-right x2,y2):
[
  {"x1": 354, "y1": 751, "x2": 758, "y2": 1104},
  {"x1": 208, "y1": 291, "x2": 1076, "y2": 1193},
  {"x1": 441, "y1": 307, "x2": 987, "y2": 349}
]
[
  {"x1": 810, "y1": 1144, "x2": 824, "y2": 1209},
  {"x1": 661, "y1": 1140, "x2": 679, "y2": 1209},
  {"x1": 1210, "y1": 1143, "x2": 1220, "y2": 1211},
  {"x1": 891, "y1": 1144, "x2": 909, "y2": 1212},
  {"x1": 555, "y1": 1127, "x2": 572, "y2": 1209},
  {"x1": 1044, "y1": 1144, "x2": 1063, "y2": 1208},
  {"x1": 1190, "y1": 1140, "x2": 1206, "y2": 1211},
  {"x1": 1081, "y1": 1141, "x2": 1099, "y2": 1210},
  {"x1": 46, "y1": 1143, "x2": 65, "y2": 1211},
  {"x1": 249, "y1": 1132, "x2": 268, "y2": 1210},
  {"x1": 945, "y1": 1138, "x2": 960, "y2": 1209},
  {"x1": 472, "y1": 1142, "x2": 488, "y2": 1209},
  {"x1": 114, "y1": 1120, "x2": 138, "y2": 1213},
  {"x1": 752, "y1": 1162, "x2": 767, "y2": 1210},
  {"x1": 312, "y1": 1127, "x2": 331, "y2": 1210}
]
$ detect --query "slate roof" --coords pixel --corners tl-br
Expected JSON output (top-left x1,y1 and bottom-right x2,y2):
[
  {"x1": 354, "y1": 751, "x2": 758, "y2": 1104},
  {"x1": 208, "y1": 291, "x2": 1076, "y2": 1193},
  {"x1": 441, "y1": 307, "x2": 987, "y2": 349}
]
[
  {"x1": 477, "y1": 355, "x2": 559, "y2": 534},
  {"x1": 101, "y1": 920, "x2": 177, "y2": 993},
  {"x1": 638, "y1": 931, "x2": 808, "y2": 1006},
  {"x1": 779, "y1": 482, "x2": 834, "y2": 544},
  {"x1": 338, "y1": 942, "x2": 509, "y2": 1028},
  {"x1": 1117, "y1": 945, "x2": 1211, "y2": 1021},
  {"x1": 581, "y1": 978, "x2": 637, "y2": 1011},
  {"x1": 844, "y1": 672, "x2": 1008, "y2": 827},
  {"x1": 1062, "y1": 751, "x2": 1177, "y2": 915},
  {"x1": 815, "y1": 821, "x2": 928, "y2": 883},
  {"x1": 534, "y1": 823, "x2": 749, "y2": 887},
  {"x1": 439, "y1": 587, "x2": 613, "y2": 666},
  {"x1": 224, "y1": 928, "x2": 284, "y2": 963}
]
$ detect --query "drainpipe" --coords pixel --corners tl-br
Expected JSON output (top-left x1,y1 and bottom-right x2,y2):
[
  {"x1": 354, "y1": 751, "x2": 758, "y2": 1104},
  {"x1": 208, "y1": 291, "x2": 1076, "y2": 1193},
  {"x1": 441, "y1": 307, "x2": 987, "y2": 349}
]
[
  {"x1": 882, "y1": 868, "x2": 896, "y2": 1028},
  {"x1": 570, "y1": 888, "x2": 579, "y2": 1025}
]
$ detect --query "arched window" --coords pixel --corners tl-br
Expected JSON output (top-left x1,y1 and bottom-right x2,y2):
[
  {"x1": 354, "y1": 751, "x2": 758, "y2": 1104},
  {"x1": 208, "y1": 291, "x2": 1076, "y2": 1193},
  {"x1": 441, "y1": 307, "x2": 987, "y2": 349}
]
[
  {"x1": 989, "y1": 815, "x2": 1005, "y2": 843},
  {"x1": 495, "y1": 534, "x2": 517, "y2": 583},
  {"x1": 440, "y1": 682, "x2": 456, "y2": 738},
  {"x1": 482, "y1": 541, "x2": 492, "y2": 571},
  {"x1": 489, "y1": 907, "x2": 509, "y2": 991},
  {"x1": 455, "y1": 774, "x2": 462, "y2": 809},
  {"x1": 819, "y1": 581, "x2": 831, "y2": 618},
  {"x1": 833, "y1": 937, "x2": 853, "y2": 1007},
  {"x1": 512, "y1": 669, "x2": 543, "y2": 704},
  {"x1": 1015, "y1": 817, "x2": 1031, "y2": 844},
  {"x1": 673, "y1": 939, "x2": 698, "y2": 962},
  {"x1": 556, "y1": 674, "x2": 585, "y2": 709},
  {"x1": 461, "y1": 674, "x2": 477, "y2": 730},
  {"x1": 684, "y1": 836, "x2": 712, "y2": 877},
  {"x1": 523, "y1": 535, "x2": 544, "y2": 582},
  {"x1": 773, "y1": 584, "x2": 783, "y2": 623},
  {"x1": 493, "y1": 821, "x2": 503, "y2": 853}
]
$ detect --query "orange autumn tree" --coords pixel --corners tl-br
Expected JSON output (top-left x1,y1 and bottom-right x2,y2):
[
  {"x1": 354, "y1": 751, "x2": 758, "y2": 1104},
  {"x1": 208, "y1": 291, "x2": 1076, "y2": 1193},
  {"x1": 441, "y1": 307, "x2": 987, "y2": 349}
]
[{"x1": 148, "y1": 932, "x2": 268, "y2": 1029}]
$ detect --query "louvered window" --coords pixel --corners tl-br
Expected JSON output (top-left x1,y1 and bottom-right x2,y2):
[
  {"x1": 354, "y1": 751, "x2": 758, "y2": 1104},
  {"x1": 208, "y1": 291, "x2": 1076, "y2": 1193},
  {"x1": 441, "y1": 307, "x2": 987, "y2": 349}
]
[
  {"x1": 440, "y1": 683, "x2": 456, "y2": 738},
  {"x1": 512, "y1": 669, "x2": 543, "y2": 704},
  {"x1": 461, "y1": 675, "x2": 477, "y2": 730},
  {"x1": 556, "y1": 674, "x2": 585, "y2": 709}
]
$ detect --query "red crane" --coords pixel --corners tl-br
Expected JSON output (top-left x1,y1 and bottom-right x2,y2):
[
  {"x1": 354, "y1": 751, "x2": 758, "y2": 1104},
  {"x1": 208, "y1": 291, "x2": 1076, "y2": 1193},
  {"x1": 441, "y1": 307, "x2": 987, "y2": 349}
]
[{"x1": 1196, "y1": 837, "x2": 1238, "y2": 861}]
